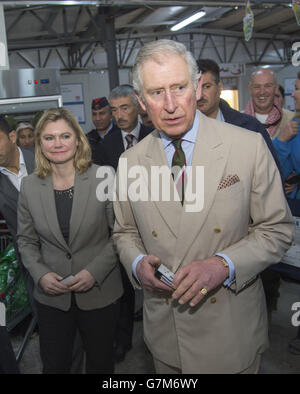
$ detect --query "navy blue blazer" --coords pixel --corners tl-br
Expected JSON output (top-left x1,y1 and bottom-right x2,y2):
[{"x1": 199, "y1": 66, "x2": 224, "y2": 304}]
[
  {"x1": 87, "y1": 123, "x2": 120, "y2": 160},
  {"x1": 93, "y1": 124, "x2": 153, "y2": 170}
]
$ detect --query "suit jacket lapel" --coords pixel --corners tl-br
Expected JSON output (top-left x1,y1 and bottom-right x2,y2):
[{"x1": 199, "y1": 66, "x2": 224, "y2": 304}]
[
  {"x1": 40, "y1": 175, "x2": 68, "y2": 250},
  {"x1": 139, "y1": 125, "x2": 152, "y2": 141},
  {"x1": 22, "y1": 148, "x2": 35, "y2": 174},
  {"x1": 0, "y1": 174, "x2": 18, "y2": 205},
  {"x1": 112, "y1": 131, "x2": 125, "y2": 169},
  {"x1": 68, "y1": 169, "x2": 91, "y2": 246},
  {"x1": 175, "y1": 113, "x2": 229, "y2": 268},
  {"x1": 116, "y1": 131, "x2": 125, "y2": 157},
  {"x1": 141, "y1": 130, "x2": 182, "y2": 238},
  {"x1": 0, "y1": 149, "x2": 34, "y2": 218}
]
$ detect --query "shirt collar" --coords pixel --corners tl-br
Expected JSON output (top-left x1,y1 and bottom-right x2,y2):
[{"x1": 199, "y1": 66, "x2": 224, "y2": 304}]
[
  {"x1": 159, "y1": 110, "x2": 200, "y2": 149},
  {"x1": 121, "y1": 122, "x2": 141, "y2": 140},
  {"x1": 98, "y1": 122, "x2": 113, "y2": 139},
  {"x1": 19, "y1": 147, "x2": 26, "y2": 168},
  {"x1": 216, "y1": 109, "x2": 225, "y2": 122}
]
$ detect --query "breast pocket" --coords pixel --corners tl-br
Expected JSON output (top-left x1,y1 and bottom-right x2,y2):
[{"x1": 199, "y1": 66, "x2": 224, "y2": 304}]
[
  {"x1": 216, "y1": 181, "x2": 244, "y2": 200},
  {"x1": 213, "y1": 181, "x2": 249, "y2": 231}
]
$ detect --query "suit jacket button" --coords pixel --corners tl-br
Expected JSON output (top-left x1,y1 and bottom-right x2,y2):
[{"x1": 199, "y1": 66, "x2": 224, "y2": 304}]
[
  {"x1": 214, "y1": 227, "x2": 221, "y2": 233},
  {"x1": 66, "y1": 253, "x2": 72, "y2": 259},
  {"x1": 210, "y1": 297, "x2": 216, "y2": 304},
  {"x1": 152, "y1": 231, "x2": 158, "y2": 237}
]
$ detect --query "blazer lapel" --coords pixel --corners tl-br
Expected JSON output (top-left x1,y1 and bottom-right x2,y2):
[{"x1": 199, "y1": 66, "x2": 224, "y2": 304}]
[
  {"x1": 68, "y1": 169, "x2": 91, "y2": 246},
  {"x1": 138, "y1": 124, "x2": 152, "y2": 141},
  {"x1": 40, "y1": 175, "x2": 68, "y2": 250},
  {"x1": 141, "y1": 130, "x2": 182, "y2": 238},
  {"x1": 0, "y1": 174, "x2": 18, "y2": 206},
  {"x1": 22, "y1": 148, "x2": 35, "y2": 174},
  {"x1": 175, "y1": 113, "x2": 229, "y2": 268},
  {"x1": 115, "y1": 131, "x2": 125, "y2": 156}
]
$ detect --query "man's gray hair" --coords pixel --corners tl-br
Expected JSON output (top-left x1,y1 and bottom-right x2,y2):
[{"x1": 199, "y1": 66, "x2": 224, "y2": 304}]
[
  {"x1": 109, "y1": 84, "x2": 138, "y2": 106},
  {"x1": 132, "y1": 39, "x2": 200, "y2": 99}
]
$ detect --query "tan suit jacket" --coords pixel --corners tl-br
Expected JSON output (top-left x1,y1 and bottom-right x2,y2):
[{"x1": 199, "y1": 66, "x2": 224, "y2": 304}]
[
  {"x1": 113, "y1": 111, "x2": 294, "y2": 373},
  {"x1": 272, "y1": 108, "x2": 295, "y2": 139},
  {"x1": 17, "y1": 164, "x2": 123, "y2": 311}
]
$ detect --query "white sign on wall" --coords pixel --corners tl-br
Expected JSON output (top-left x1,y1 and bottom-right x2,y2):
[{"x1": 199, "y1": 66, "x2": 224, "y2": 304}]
[
  {"x1": 61, "y1": 83, "x2": 85, "y2": 124},
  {"x1": 284, "y1": 78, "x2": 296, "y2": 111}
]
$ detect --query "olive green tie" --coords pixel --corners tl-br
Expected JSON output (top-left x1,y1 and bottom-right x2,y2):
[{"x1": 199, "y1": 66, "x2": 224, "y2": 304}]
[{"x1": 172, "y1": 139, "x2": 186, "y2": 205}]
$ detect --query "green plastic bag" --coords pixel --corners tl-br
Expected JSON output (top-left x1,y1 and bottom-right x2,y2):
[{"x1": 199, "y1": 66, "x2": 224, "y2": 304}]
[{"x1": 0, "y1": 243, "x2": 30, "y2": 322}]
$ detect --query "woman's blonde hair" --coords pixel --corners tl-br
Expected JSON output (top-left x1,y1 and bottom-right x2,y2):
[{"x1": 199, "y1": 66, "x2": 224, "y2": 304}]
[{"x1": 34, "y1": 107, "x2": 92, "y2": 178}]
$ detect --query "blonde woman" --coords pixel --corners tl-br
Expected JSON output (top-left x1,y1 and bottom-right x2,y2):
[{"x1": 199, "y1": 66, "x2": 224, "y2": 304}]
[{"x1": 17, "y1": 107, "x2": 123, "y2": 374}]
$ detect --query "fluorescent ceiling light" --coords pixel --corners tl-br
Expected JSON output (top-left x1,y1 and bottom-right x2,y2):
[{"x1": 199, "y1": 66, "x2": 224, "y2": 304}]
[{"x1": 171, "y1": 11, "x2": 206, "y2": 32}]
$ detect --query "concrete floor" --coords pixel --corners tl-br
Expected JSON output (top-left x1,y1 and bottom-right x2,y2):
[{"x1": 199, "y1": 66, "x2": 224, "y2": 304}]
[{"x1": 8, "y1": 279, "x2": 300, "y2": 374}]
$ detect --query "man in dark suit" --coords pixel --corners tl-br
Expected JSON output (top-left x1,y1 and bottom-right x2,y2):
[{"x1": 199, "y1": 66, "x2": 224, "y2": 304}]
[
  {"x1": 94, "y1": 86, "x2": 153, "y2": 169},
  {"x1": 86, "y1": 97, "x2": 119, "y2": 159},
  {"x1": 0, "y1": 115, "x2": 35, "y2": 373},
  {"x1": 94, "y1": 85, "x2": 153, "y2": 362}
]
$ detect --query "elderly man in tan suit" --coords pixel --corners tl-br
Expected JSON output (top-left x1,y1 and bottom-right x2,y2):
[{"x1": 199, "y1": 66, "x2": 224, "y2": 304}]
[{"x1": 113, "y1": 39, "x2": 294, "y2": 374}]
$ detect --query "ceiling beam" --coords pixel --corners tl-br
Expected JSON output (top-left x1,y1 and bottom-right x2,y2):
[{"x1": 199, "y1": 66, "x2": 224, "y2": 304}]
[{"x1": 1, "y1": 1, "x2": 294, "y2": 7}]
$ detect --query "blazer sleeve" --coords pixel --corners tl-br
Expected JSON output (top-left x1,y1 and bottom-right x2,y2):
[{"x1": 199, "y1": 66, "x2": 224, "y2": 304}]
[
  {"x1": 220, "y1": 133, "x2": 294, "y2": 293},
  {"x1": 113, "y1": 163, "x2": 147, "y2": 289},
  {"x1": 17, "y1": 179, "x2": 52, "y2": 286}
]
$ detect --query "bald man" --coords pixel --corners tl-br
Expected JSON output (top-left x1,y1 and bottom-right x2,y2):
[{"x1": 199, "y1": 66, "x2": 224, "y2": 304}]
[{"x1": 245, "y1": 68, "x2": 294, "y2": 139}]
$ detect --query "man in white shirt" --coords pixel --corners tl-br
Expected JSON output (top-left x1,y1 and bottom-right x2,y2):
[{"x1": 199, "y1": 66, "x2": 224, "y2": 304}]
[
  {"x1": 0, "y1": 116, "x2": 34, "y2": 238},
  {"x1": 0, "y1": 115, "x2": 35, "y2": 374}
]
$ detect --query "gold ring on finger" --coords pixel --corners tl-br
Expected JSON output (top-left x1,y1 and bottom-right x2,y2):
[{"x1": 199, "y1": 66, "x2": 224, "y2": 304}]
[{"x1": 200, "y1": 287, "x2": 208, "y2": 296}]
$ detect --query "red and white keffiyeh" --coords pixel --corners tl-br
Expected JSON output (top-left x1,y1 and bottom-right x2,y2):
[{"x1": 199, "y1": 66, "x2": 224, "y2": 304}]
[{"x1": 244, "y1": 96, "x2": 282, "y2": 137}]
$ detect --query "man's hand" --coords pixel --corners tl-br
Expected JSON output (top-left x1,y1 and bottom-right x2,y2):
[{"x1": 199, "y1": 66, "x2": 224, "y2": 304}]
[
  {"x1": 172, "y1": 256, "x2": 229, "y2": 307},
  {"x1": 278, "y1": 120, "x2": 298, "y2": 142},
  {"x1": 39, "y1": 272, "x2": 70, "y2": 295},
  {"x1": 136, "y1": 254, "x2": 173, "y2": 296},
  {"x1": 68, "y1": 269, "x2": 96, "y2": 292},
  {"x1": 285, "y1": 173, "x2": 296, "y2": 195}
]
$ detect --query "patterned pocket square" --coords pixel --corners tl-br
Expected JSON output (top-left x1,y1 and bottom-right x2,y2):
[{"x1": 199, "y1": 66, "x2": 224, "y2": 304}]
[{"x1": 218, "y1": 175, "x2": 240, "y2": 190}]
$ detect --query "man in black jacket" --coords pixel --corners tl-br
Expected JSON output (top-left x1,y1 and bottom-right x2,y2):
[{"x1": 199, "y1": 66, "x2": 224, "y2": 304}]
[
  {"x1": 94, "y1": 85, "x2": 153, "y2": 169},
  {"x1": 93, "y1": 85, "x2": 153, "y2": 363},
  {"x1": 86, "y1": 97, "x2": 119, "y2": 158},
  {"x1": 196, "y1": 59, "x2": 282, "y2": 324}
]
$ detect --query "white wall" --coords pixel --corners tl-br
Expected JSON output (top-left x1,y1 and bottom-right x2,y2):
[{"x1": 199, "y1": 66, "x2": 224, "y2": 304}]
[{"x1": 60, "y1": 68, "x2": 131, "y2": 133}]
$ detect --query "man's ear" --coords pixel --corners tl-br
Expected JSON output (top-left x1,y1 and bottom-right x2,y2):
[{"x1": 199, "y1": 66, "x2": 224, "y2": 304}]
[
  {"x1": 218, "y1": 80, "x2": 223, "y2": 97},
  {"x1": 135, "y1": 90, "x2": 146, "y2": 112},
  {"x1": 8, "y1": 130, "x2": 17, "y2": 144},
  {"x1": 196, "y1": 76, "x2": 203, "y2": 101}
]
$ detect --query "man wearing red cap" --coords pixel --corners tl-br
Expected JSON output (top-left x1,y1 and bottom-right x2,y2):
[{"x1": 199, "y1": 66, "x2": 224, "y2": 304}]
[{"x1": 86, "y1": 97, "x2": 119, "y2": 154}]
